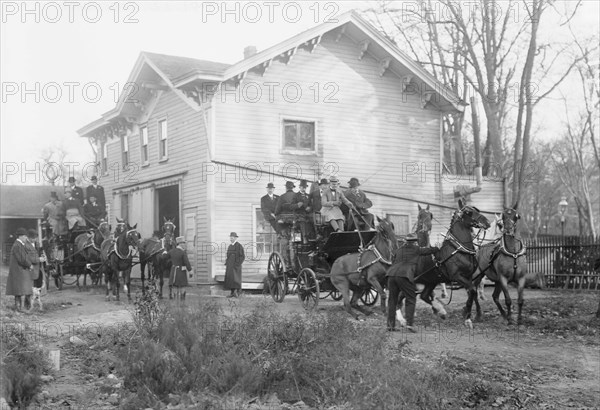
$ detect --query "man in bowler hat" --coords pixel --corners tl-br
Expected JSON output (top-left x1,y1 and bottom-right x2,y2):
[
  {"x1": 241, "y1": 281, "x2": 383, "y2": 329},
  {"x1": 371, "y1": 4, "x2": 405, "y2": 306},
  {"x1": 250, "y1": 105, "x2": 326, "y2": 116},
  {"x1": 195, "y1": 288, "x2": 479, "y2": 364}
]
[
  {"x1": 87, "y1": 175, "x2": 105, "y2": 210},
  {"x1": 225, "y1": 232, "x2": 245, "y2": 298},
  {"x1": 67, "y1": 176, "x2": 85, "y2": 205},
  {"x1": 260, "y1": 183, "x2": 280, "y2": 234}
]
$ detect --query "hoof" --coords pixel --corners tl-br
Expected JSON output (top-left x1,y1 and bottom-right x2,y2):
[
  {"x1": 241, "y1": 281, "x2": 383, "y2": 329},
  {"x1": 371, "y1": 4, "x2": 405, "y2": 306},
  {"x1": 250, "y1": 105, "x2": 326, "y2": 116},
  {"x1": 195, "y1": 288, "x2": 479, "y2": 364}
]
[
  {"x1": 439, "y1": 313, "x2": 447, "y2": 320},
  {"x1": 441, "y1": 293, "x2": 448, "y2": 299},
  {"x1": 464, "y1": 319, "x2": 473, "y2": 329}
]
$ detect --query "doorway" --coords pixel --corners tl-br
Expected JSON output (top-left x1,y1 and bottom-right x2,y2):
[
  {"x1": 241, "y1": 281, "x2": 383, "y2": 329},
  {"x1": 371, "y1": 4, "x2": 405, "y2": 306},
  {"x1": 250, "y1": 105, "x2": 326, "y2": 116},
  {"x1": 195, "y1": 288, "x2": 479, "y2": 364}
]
[{"x1": 156, "y1": 185, "x2": 180, "y2": 237}]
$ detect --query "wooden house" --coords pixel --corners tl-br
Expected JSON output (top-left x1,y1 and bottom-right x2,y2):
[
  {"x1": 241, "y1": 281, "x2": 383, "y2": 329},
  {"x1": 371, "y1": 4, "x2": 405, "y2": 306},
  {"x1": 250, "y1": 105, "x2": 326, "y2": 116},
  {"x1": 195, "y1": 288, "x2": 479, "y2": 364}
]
[{"x1": 78, "y1": 11, "x2": 505, "y2": 287}]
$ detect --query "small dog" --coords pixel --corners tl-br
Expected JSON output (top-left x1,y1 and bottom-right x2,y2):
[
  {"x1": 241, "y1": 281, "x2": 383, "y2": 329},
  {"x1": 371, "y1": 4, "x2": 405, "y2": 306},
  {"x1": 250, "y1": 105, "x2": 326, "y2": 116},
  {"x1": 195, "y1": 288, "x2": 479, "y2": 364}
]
[{"x1": 31, "y1": 284, "x2": 44, "y2": 311}]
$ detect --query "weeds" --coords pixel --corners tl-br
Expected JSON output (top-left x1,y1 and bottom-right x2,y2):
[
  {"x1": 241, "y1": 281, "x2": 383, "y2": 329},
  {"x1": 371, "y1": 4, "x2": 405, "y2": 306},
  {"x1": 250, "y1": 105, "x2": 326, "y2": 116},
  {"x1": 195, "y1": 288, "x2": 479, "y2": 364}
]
[
  {"x1": 117, "y1": 299, "x2": 499, "y2": 409},
  {"x1": 1, "y1": 325, "x2": 50, "y2": 408}
]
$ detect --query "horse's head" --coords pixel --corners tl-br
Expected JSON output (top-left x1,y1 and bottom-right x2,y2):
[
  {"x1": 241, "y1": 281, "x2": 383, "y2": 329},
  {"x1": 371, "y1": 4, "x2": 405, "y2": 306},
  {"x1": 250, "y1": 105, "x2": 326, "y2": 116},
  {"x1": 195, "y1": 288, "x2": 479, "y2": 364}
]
[
  {"x1": 124, "y1": 223, "x2": 141, "y2": 248},
  {"x1": 455, "y1": 200, "x2": 490, "y2": 230},
  {"x1": 115, "y1": 217, "x2": 126, "y2": 236},
  {"x1": 162, "y1": 217, "x2": 176, "y2": 241},
  {"x1": 376, "y1": 216, "x2": 399, "y2": 252},
  {"x1": 501, "y1": 202, "x2": 521, "y2": 235},
  {"x1": 98, "y1": 220, "x2": 110, "y2": 236},
  {"x1": 417, "y1": 204, "x2": 433, "y2": 234}
]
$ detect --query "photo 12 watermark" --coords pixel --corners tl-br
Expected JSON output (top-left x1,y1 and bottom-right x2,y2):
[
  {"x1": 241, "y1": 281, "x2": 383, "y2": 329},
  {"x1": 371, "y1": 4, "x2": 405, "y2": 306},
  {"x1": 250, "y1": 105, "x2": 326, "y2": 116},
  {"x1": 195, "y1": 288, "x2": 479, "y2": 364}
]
[{"x1": 1, "y1": 1, "x2": 140, "y2": 24}]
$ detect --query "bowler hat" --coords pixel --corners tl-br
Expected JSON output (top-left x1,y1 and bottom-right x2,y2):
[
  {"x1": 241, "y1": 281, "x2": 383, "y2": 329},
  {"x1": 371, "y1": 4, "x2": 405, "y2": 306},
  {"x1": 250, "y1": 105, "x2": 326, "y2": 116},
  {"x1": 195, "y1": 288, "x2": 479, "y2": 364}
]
[
  {"x1": 68, "y1": 176, "x2": 76, "y2": 183},
  {"x1": 406, "y1": 233, "x2": 418, "y2": 241},
  {"x1": 27, "y1": 229, "x2": 38, "y2": 239},
  {"x1": 91, "y1": 175, "x2": 98, "y2": 181},
  {"x1": 266, "y1": 182, "x2": 275, "y2": 189},
  {"x1": 16, "y1": 228, "x2": 27, "y2": 236},
  {"x1": 50, "y1": 191, "x2": 58, "y2": 199},
  {"x1": 348, "y1": 177, "x2": 360, "y2": 188},
  {"x1": 319, "y1": 178, "x2": 328, "y2": 185},
  {"x1": 299, "y1": 180, "x2": 308, "y2": 187},
  {"x1": 176, "y1": 236, "x2": 186, "y2": 244},
  {"x1": 329, "y1": 176, "x2": 339, "y2": 183},
  {"x1": 230, "y1": 232, "x2": 238, "y2": 238},
  {"x1": 285, "y1": 181, "x2": 295, "y2": 189}
]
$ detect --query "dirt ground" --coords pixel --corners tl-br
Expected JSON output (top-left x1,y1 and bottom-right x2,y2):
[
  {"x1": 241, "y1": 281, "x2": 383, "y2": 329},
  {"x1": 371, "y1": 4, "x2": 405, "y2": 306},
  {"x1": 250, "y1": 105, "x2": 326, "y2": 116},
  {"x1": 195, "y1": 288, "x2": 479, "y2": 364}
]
[{"x1": 1, "y1": 267, "x2": 599, "y2": 409}]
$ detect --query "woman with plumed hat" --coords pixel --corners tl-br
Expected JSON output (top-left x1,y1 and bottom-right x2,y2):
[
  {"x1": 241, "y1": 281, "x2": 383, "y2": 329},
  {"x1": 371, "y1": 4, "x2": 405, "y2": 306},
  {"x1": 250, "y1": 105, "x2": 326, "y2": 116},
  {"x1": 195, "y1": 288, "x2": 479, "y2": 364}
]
[
  {"x1": 6, "y1": 228, "x2": 34, "y2": 311},
  {"x1": 224, "y1": 232, "x2": 245, "y2": 298},
  {"x1": 168, "y1": 236, "x2": 192, "y2": 301}
]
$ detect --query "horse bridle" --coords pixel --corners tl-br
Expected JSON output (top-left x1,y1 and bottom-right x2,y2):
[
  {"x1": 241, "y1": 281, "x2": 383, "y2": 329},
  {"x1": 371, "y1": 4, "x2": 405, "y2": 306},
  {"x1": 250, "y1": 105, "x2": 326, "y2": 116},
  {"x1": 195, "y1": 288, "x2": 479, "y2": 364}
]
[{"x1": 356, "y1": 223, "x2": 396, "y2": 272}]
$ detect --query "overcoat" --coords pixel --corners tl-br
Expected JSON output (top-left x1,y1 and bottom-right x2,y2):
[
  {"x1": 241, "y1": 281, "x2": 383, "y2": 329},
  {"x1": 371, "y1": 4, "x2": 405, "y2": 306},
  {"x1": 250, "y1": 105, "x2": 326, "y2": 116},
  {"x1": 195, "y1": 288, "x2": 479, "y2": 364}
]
[
  {"x1": 69, "y1": 185, "x2": 85, "y2": 205},
  {"x1": 321, "y1": 188, "x2": 352, "y2": 222},
  {"x1": 86, "y1": 184, "x2": 106, "y2": 208},
  {"x1": 224, "y1": 241, "x2": 245, "y2": 290},
  {"x1": 387, "y1": 243, "x2": 438, "y2": 281},
  {"x1": 6, "y1": 239, "x2": 33, "y2": 296},
  {"x1": 168, "y1": 246, "x2": 192, "y2": 287},
  {"x1": 261, "y1": 194, "x2": 279, "y2": 221},
  {"x1": 25, "y1": 239, "x2": 40, "y2": 281}
]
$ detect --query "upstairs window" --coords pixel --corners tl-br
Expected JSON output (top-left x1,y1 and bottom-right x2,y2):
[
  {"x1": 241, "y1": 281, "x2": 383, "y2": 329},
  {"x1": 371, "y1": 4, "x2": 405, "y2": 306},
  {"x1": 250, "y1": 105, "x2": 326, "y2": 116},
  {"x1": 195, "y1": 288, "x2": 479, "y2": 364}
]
[
  {"x1": 121, "y1": 135, "x2": 129, "y2": 169},
  {"x1": 283, "y1": 119, "x2": 315, "y2": 152},
  {"x1": 159, "y1": 119, "x2": 168, "y2": 160},
  {"x1": 140, "y1": 126, "x2": 149, "y2": 165},
  {"x1": 101, "y1": 142, "x2": 108, "y2": 175}
]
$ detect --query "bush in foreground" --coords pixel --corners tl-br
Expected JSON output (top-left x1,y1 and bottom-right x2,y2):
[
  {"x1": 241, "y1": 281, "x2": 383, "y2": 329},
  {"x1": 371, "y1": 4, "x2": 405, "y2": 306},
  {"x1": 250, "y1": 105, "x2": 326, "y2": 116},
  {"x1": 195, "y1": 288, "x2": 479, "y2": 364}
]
[{"x1": 119, "y1": 300, "x2": 497, "y2": 409}]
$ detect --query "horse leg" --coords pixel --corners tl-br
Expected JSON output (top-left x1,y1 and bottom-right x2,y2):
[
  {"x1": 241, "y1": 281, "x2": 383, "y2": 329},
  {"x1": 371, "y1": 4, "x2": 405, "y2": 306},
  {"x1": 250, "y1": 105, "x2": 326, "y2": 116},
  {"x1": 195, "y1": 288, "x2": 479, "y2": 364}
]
[
  {"x1": 517, "y1": 276, "x2": 526, "y2": 325},
  {"x1": 105, "y1": 269, "x2": 112, "y2": 301},
  {"x1": 115, "y1": 270, "x2": 120, "y2": 302},
  {"x1": 140, "y1": 258, "x2": 146, "y2": 295},
  {"x1": 499, "y1": 275, "x2": 513, "y2": 324},
  {"x1": 350, "y1": 288, "x2": 371, "y2": 316},
  {"x1": 367, "y1": 274, "x2": 386, "y2": 315},
  {"x1": 491, "y1": 282, "x2": 506, "y2": 319},
  {"x1": 126, "y1": 268, "x2": 132, "y2": 301},
  {"x1": 337, "y1": 281, "x2": 359, "y2": 320},
  {"x1": 440, "y1": 283, "x2": 448, "y2": 299}
]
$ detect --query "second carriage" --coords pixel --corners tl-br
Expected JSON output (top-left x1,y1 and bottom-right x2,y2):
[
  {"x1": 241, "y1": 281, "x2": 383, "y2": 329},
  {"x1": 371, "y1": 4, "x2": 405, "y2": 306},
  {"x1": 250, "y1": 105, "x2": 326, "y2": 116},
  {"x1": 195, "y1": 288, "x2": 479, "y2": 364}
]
[{"x1": 266, "y1": 213, "x2": 380, "y2": 309}]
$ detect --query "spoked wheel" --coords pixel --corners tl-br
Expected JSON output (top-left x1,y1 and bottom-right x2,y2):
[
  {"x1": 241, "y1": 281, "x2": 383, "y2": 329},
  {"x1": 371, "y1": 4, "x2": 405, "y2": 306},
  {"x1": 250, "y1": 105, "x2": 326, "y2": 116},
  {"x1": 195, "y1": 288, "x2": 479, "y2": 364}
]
[
  {"x1": 360, "y1": 287, "x2": 379, "y2": 306},
  {"x1": 267, "y1": 252, "x2": 288, "y2": 303},
  {"x1": 297, "y1": 268, "x2": 319, "y2": 310},
  {"x1": 319, "y1": 291, "x2": 332, "y2": 300},
  {"x1": 331, "y1": 289, "x2": 343, "y2": 301}
]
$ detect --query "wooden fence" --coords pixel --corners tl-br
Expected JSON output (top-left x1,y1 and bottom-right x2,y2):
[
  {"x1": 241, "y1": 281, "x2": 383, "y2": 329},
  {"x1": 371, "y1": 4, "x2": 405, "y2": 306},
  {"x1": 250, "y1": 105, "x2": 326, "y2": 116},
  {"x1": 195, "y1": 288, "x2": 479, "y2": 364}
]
[{"x1": 525, "y1": 236, "x2": 600, "y2": 290}]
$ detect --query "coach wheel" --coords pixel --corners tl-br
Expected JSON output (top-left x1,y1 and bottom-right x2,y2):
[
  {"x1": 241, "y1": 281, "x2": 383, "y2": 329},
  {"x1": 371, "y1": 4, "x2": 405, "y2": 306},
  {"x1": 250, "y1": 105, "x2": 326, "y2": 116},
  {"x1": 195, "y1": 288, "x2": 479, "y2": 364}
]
[
  {"x1": 331, "y1": 289, "x2": 343, "y2": 301},
  {"x1": 360, "y1": 287, "x2": 379, "y2": 306},
  {"x1": 319, "y1": 291, "x2": 331, "y2": 299},
  {"x1": 267, "y1": 252, "x2": 287, "y2": 303},
  {"x1": 297, "y1": 268, "x2": 319, "y2": 310}
]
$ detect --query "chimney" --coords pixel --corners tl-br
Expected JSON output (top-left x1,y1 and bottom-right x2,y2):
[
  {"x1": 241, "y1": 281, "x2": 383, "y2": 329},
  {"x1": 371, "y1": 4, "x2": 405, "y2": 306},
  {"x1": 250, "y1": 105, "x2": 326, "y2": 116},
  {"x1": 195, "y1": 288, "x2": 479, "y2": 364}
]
[{"x1": 244, "y1": 45, "x2": 257, "y2": 59}]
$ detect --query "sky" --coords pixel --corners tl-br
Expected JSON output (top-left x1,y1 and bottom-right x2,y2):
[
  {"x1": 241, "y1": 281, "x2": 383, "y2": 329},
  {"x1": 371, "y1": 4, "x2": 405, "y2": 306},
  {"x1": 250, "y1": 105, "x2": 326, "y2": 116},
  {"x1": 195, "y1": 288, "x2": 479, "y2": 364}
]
[{"x1": 1, "y1": 0, "x2": 599, "y2": 185}]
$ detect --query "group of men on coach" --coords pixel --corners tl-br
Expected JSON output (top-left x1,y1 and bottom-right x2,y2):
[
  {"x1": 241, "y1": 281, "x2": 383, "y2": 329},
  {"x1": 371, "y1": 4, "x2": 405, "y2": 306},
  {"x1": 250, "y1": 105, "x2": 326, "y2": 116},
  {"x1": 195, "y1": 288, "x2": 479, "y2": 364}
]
[
  {"x1": 42, "y1": 175, "x2": 107, "y2": 236},
  {"x1": 260, "y1": 176, "x2": 375, "y2": 240}
]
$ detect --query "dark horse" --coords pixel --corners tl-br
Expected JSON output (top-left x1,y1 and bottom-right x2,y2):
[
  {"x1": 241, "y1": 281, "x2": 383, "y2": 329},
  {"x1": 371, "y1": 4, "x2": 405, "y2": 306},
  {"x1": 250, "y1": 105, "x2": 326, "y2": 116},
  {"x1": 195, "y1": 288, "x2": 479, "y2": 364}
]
[
  {"x1": 412, "y1": 200, "x2": 490, "y2": 326},
  {"x1": 139, "y1": 218, "x2": 176, "y2": 298},
  {"x1": 74, "y1": 220, "x2": 111, "y2": 288},
  {"x1": 100, "y1": 222, "x2": 141, "y2": 301},
  {"x1": 469, "y1": 203, "x2": 529, "y2": 324},
  {"x1": 329, "y1": 218, "x2": 398, "y2": 320}
]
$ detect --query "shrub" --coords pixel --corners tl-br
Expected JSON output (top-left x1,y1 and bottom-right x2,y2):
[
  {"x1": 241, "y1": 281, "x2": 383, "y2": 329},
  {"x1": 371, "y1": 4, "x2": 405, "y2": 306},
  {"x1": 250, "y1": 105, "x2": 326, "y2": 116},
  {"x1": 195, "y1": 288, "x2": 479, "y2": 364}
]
[
  {"x1": 1, "y1": 325, "x2": 50, "y2": 408},
  {"x1": 118, "y1": 299, "x2": 500, "y2": 408}
]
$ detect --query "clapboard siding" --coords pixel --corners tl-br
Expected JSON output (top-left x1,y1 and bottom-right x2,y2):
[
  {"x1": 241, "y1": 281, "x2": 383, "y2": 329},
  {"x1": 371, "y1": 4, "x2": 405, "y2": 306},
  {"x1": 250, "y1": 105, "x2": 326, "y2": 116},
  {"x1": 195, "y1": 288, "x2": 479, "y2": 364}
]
[
  {"x1": 210, "y1": 32, "x2": 445, "y2": 281},
  {"x1": 97, "y1": 90, "x2": 211, "y2": 282}
]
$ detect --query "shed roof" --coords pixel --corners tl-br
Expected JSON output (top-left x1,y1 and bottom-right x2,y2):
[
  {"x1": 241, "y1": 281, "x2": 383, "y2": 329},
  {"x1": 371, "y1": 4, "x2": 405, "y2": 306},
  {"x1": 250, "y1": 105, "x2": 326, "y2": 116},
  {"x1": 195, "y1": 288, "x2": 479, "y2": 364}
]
[{"x1": 0, "y1": 185, "x2": 58, "y2": 219}]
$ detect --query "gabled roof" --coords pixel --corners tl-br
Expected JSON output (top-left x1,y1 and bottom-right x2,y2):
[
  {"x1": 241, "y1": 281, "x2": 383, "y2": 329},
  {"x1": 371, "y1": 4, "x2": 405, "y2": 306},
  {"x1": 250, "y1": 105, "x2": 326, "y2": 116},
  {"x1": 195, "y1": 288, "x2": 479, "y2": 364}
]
[
  {"x1": 143, "y1": 52, "x2": 230, "y2": 83},
  {"x1": 0, "y1": 185, "x2": 57, "y2": 219},
  {"x1": 79, "y1": 9, "x2": 464, "y2": 138}
]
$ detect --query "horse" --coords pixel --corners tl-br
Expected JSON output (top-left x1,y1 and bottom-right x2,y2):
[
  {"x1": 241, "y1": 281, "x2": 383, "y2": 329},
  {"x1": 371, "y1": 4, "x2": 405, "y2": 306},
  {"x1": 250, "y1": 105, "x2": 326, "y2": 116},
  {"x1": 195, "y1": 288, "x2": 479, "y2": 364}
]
[
  {"x1": 468, "y1": 202, "x2": 528, "y2": 324},
  {"x1": 139, "y1": 218, "x2": 176, "y2": 298},
  {"x1": 411, "y1": 200, "x2": 490, "y2": 326},
  {"x1": 100, "y1": 222, "x2": 141, "y2": 302},
  {"x1": 329, "y1": 217, "x2": 399, "y2": 320},
  {"x1": 74, "y1": 220, "x2": 111, "y2": 289}
]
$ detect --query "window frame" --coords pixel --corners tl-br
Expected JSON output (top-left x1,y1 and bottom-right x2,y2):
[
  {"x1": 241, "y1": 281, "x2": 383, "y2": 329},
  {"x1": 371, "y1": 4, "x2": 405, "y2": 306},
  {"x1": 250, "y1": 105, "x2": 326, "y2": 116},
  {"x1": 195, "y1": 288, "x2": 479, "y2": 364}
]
[
  {"x1": 140, "y1": 125, "x2": 149, "y2": 166},
  {"x1": 158, "y1": 118, "x2": 168, "y2": 162},
  {"x1": 280, "y1": 116, "x2": 317, "y2": 155},
  {"x1": 252, "y1": 205, "x2": 277, "y2": 259},
  {"x1": 385, "y1": 213, "x2": 411, "y2": 237},
  {"x1": 121, "y1": 134, "x2": 129, "y2": 169},
  {"x1": 101, "y1": 142, "x2": 108, "y2": 176}
]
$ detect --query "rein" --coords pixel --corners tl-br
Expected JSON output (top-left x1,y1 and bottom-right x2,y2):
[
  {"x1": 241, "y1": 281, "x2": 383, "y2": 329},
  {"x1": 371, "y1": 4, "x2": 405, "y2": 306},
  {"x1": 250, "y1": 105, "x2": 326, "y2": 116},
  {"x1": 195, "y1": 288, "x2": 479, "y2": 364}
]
[{"x1": 356, "y1": 242, "x2": 393, "y2": 273}]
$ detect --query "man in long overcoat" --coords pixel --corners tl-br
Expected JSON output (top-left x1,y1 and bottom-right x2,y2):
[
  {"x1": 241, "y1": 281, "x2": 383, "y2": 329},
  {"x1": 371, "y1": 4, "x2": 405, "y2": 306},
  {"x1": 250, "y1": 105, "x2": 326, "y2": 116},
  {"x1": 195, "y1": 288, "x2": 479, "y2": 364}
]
[
  {"x1": 67, "y1": 176, "x2": 85, "y2": 205},
  {"x1": 6, "y1": 228, "x2": 34, "y2": 311},
  {"x1": 387, "y1": 233, "x2": 439, "y2": 333},
  {"x1": 344, "y1": 177, "x2": 375, "y2": 230},
  {"x1": 86, "y1": 176, "x2": 106, "y2": 210},
  {"x1": 224, "y1": 232, "x2": 245, "y2": 298}
]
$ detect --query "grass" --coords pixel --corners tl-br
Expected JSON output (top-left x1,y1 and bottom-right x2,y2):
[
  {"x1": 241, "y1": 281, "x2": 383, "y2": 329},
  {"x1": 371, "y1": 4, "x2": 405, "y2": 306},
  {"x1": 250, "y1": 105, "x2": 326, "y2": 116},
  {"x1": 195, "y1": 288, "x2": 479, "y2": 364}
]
[{"x1": 115, "y1": 299, "x2": 511, "y2": 409}]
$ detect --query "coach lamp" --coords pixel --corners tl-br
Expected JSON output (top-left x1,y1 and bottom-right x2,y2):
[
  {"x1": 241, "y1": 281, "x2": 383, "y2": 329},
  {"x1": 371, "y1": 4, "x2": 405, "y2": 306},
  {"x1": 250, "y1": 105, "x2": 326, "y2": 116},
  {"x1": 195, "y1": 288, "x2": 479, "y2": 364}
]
[{"x1": 558, "y1": 197, "x2": 568, "y2": 237}]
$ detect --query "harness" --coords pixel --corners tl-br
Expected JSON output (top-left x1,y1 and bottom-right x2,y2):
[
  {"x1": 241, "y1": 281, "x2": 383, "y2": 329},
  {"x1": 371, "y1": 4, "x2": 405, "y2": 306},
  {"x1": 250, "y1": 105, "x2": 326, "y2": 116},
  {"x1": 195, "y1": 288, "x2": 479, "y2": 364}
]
[
  {"x1": 356, "y1": 242, "x2": 393, "y2": 273},
  {"x1": 111, "y1": 229, "x2": 137, "y2": 260}
]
